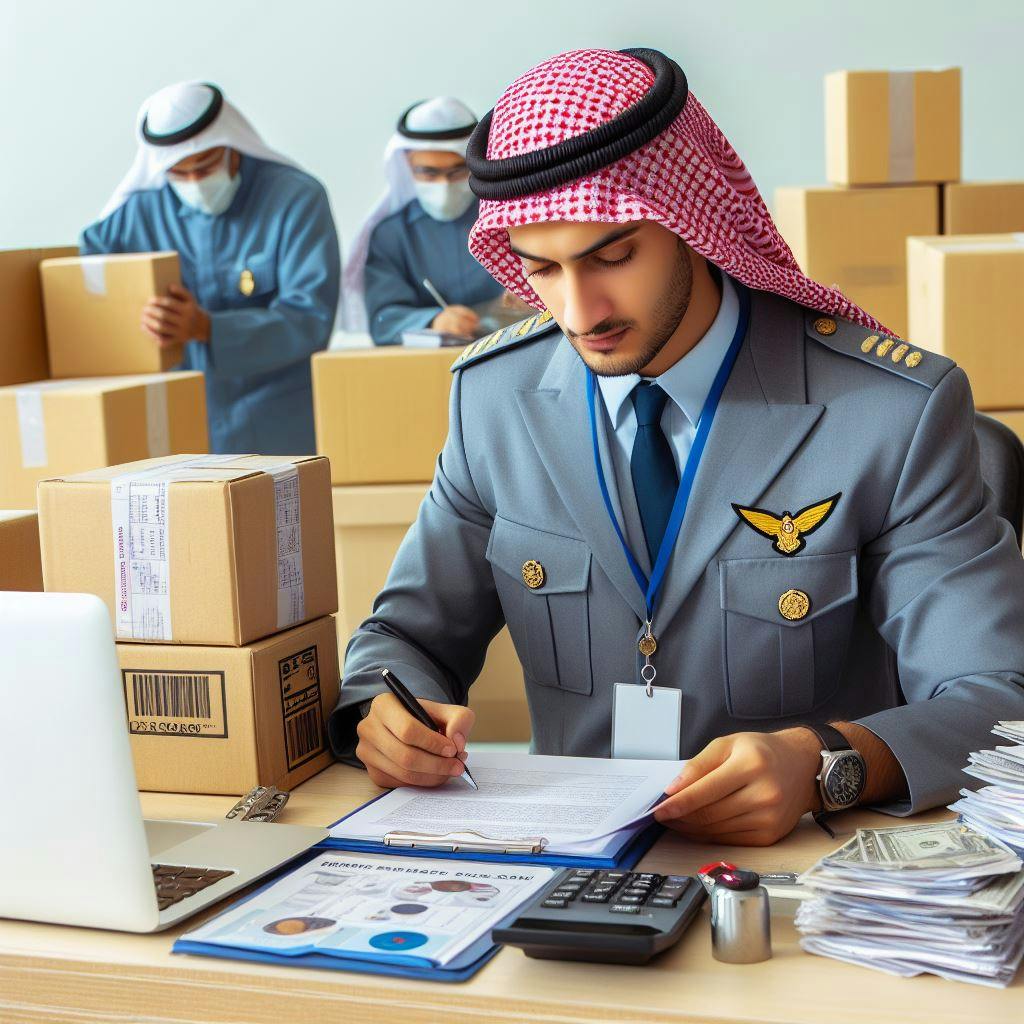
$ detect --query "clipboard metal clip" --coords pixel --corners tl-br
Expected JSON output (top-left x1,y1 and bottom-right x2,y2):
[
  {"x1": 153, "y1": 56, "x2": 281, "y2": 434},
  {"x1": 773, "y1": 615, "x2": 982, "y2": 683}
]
[{"x1": 383, "y1": 829, "x2": 549, "y2": 855}]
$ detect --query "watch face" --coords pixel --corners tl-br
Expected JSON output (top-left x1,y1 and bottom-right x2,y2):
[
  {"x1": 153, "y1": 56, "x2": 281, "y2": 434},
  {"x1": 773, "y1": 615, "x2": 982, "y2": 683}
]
[{"x1": 824, "y1": 753, "x2": 866, "y2": 808}]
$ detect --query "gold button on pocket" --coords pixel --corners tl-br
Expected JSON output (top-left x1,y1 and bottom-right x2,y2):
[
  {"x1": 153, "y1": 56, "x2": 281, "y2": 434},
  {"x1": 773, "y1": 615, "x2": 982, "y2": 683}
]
[
  {"x1": 239, "y1": 268, "x2": 255, "y2": 296},
  {"x1": 521, "y1": 560, "x2": 545, "y2": 589},
  {"x1": 778, "y1": 589, "x2": 811, "y2": 621}
]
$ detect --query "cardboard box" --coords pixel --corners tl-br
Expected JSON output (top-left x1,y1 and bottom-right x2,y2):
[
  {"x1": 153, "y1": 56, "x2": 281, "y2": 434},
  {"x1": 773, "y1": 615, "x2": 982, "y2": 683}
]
[
  {"x1": 39, "y1": 454, "x2": 338, "y2": 646},
  {"x1": 774, "y1": 184, "x2": 939, "y2": 339},
  {"x1": 0, "y1": 511, "x2": 43, "y2": 591},
  {"x1": 825, "y1": 68, "x2": 960, "y2": 186},
  {"x1": 0, "y1": 372, "x2": 208, "y2": 509},
  {"x1": 906, "y1": 235, "x2": 1024, "y2": 409},
  {"x1": 0, "y1": 246, "x2": 76, "y2": 385},
  {"x1": 943, "y1": 182, "x2": 1024, "y2": 235},
  {"x1": 119, "y1": 615, "x2": 339, "y2": 794},
  {"x1": 41, "y1": 251, "x2": 182, "y2": 378},
  {"x1": 333, "y1": 483, "x2": 530, "y2": 742},
  {"x1": 312, "y1": 348, "x2": 456, "y2": 484}
]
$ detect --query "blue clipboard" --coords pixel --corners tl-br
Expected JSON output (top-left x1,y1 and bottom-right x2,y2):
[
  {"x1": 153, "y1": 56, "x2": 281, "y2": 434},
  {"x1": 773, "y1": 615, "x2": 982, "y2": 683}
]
[
  {"x1": 320, "y1": 791, "x2": 665, "y2": 868},
  {"x1": 172, "y1": 850, "x2": 531, "y2": 983}
]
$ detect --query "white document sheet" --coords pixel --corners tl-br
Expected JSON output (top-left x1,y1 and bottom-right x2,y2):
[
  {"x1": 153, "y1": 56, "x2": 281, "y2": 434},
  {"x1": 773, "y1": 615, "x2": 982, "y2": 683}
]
[{"x1": 331, "y1": 753, "x2": 684, "y2": 856}]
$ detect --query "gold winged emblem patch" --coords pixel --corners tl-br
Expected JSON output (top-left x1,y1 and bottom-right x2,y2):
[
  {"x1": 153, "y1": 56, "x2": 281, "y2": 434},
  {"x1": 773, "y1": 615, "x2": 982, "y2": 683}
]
[{"x1": 731, "y1": 493, "x2": 842, "y2": 557}]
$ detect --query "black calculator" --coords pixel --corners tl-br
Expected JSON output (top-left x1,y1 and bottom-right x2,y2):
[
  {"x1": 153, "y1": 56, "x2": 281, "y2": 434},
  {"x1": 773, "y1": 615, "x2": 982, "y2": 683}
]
[{"x1": 493, "y1": 868, "x2": 706, "y2": 965}]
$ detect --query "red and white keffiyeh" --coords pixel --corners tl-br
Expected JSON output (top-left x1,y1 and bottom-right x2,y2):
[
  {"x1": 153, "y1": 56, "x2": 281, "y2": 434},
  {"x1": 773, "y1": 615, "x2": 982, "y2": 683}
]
[{"x1": 468, "y1": 48, "x2": 890, "y2": 335}]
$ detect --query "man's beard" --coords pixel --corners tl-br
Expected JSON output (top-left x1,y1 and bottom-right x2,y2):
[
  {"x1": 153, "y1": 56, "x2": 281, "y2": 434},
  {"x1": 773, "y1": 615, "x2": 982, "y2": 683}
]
[{"x1": 569, "y1": 241, "x2": 694, "y2": 377}]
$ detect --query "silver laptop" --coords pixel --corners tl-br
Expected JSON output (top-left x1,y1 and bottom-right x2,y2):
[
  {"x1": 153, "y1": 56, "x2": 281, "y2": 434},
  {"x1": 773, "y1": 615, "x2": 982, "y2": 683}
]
[{"x1": 0, "y1": 591, "x2": 329, "y2": 932}]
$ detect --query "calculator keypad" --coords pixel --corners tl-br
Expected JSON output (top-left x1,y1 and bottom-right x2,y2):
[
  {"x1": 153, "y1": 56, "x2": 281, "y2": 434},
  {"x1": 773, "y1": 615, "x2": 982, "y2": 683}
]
[{"x1": 549, "y1": 870, "x2": 693, "y2": 912}]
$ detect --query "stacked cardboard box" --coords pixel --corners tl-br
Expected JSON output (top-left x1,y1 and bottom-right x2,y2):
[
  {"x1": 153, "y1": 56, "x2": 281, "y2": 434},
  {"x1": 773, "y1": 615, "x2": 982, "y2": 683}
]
[
  {"x1": 907, "y1": 235, "x2": 1024, "y2": 410},
  {"x1": 1, "y1": 248, "x2": 208, "y2": 507},
  {"x1": 0, "y1": 373, "x2": 208, "y2": 508},
  {"x1": 313, "y1": 348, "x2": 532, "y2": 742},
  {"x1": 774, "y1": 68, "x2": 960, "y2": 339},
  {"x1": 0, "y1": 246, "x2": 76, "y2": 386},
  {"x1": 943, "y1": 183, "x2": 1024, "y2": 235},
  {"x1": 0, "y1": 511, "x2": 43, "y2": 591},
  {"x1": 38, "y1": 454, "x2": 341, "y2": 795},
  {"x1": 40, "y1": 252, "x2": 183, "y2": 377},
  {"x1": 907, "y1": 236, "x2": 1024, "y2": 482}
]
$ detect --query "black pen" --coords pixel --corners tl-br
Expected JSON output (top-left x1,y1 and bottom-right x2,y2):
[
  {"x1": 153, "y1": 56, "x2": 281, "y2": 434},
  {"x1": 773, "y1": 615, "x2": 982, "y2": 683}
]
[{"x1": 380, "y1": 668, "x2": 478, "y2": 791}]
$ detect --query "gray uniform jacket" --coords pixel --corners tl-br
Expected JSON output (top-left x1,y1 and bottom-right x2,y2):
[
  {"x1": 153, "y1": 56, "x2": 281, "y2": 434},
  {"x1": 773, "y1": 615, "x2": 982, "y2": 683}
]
[{"x1": 330, "y1": 284, "x2": 1024, "y2": 815}]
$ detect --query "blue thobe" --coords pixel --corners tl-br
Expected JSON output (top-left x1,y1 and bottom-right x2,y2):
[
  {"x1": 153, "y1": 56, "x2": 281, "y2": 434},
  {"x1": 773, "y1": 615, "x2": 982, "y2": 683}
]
[
  {"x1": 81, "y1": 154, "x2": 340, "y2": 455},
  {"x1": 364, "y1": 198, "x2": 503, "y2": 346}
]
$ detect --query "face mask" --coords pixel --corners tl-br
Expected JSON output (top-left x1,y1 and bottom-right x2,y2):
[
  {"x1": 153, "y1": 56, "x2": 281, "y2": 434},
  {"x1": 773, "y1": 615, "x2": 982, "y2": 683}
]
[
  {"x1": 169, "y1": 151, "x2": 242, "y2": 216},
  {"x1": 413, "y1": 179, "x2": 476, "y2": 222}
]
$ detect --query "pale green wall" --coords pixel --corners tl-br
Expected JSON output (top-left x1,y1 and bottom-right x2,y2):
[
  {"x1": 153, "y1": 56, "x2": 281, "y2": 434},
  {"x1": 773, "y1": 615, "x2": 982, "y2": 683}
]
[{"x1": 3, "y1": 0, "x2": 1021, "y2": 251}]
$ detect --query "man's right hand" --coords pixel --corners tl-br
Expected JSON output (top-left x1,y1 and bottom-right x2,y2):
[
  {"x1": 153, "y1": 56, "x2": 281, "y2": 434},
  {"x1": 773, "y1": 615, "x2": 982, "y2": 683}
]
[
  {"x1": 355, "y1": 692, "x2": 476, "y2": 790},
  {"x1": 431, "y1": 305, "x2": 480, "y2": 338}
]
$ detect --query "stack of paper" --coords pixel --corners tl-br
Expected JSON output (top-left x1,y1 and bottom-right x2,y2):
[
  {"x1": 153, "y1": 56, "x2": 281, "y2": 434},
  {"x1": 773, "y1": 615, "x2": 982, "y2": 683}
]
[
  {"x1": 796, "y1": 821, "x2": 1024, "y2": 987},
  {"x1": 327, "y1": 752, "x2": 682, "y2": 864},
  {"x1": 948, "y1": 721, "x2": 1024, "y2": 854}
]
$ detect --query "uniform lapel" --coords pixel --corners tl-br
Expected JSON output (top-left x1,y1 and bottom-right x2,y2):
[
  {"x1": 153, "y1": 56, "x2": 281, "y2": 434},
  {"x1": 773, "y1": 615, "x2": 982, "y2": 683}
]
[
  {"x1": 651, "y1": 289, "x2": 824, "y2": 634},
  {"x1": 515, "y1": 344, "x2": 648, "y2": 620}
]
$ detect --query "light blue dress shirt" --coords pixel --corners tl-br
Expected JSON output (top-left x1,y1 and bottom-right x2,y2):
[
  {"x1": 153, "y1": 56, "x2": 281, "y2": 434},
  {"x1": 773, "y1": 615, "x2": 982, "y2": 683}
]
[
  {"x1": 80, "y1": 154, "x2": 341, "y2": 455},
  {"x1": 364, "y1": 198, "x2": 504, "y2": 346},
  {"x1": 595, "y1": 273, "x2": 739, "y2": 573}
]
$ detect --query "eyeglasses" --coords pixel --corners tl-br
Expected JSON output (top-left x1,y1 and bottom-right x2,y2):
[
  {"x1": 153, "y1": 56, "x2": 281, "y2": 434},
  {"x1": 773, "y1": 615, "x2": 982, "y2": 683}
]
[
  {"x1": 409, "y1": 164, "x2": 470, "y2": 183},
  {"x1": 167, "y1": 149, "x2": 227, "y2": 181}
]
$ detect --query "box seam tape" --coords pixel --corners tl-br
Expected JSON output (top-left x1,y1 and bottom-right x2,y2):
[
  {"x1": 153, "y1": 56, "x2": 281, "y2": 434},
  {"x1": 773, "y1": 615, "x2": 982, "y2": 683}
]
[
  {"x1": 888, "y1": 71, "x2": 915, "y2": 184},
  {"x1": 80, "y1": 256, "x2": 107, "y2": 296},
  {"x1": 13, "y1": 379, "x2": 90, "y2": 470},
  {"x1": 264, "y1": 461, "x2": 306, "y2": 630},
  {"x1": 145, "y1": 381, "x2": 170, "y2": 458}
]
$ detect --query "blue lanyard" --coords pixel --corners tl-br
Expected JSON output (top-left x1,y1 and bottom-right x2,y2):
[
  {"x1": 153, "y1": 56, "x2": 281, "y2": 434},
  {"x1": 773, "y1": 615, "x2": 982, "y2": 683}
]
[{"x1": 586, "y1": 281, "x2": 750, "y2": 624}]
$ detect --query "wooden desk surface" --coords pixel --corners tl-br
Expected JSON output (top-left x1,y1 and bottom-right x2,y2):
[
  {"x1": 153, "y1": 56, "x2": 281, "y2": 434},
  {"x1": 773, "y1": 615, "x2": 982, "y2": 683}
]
[{"x1": 1, "y1": 763, "x2": 1019, "y2": 1024}]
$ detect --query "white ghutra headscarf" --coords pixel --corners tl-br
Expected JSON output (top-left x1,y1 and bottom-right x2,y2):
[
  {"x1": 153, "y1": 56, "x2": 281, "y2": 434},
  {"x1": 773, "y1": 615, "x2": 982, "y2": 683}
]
[
  {"x1": 340, "y1": 96, "x2": 478, "y2": 333},
  {"x1": 98, "y1": 81, "x2": 300, "y2": 219}
]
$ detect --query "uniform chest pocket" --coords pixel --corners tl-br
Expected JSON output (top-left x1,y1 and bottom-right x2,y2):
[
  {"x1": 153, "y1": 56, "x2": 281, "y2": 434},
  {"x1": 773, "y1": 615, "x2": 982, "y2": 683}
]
[
  {"x1": 718, "y1": 550, "x2": 858, "y2": 719},
  {"x1": 485, "y1": 516, "x2": 593, "y2": 695},
  {"x1": 223, "y1": 254, "x2": 276, "y2": 305}
]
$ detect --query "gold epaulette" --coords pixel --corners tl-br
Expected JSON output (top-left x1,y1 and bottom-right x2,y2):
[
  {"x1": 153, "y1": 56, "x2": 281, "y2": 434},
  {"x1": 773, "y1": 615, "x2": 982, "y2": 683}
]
[{"x1": 451, "y1": 309, "x2": 559, "y2": 372}]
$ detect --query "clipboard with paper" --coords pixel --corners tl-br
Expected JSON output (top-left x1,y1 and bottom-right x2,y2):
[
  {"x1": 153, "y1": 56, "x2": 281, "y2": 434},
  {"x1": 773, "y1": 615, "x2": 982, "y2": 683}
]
[{"x1": 323, "y1": 752, "x2": 683, "y2": 868}]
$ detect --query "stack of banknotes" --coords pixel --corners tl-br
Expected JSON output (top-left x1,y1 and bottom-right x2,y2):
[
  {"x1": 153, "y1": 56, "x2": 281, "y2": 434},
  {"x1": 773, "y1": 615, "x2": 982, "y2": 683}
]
[
  {"x1": 796, "y1": 821, "x2": 1024, "y2": 986},
  {"x1": 948, "y1": 721, "x2": 1024, "y2": 854}
]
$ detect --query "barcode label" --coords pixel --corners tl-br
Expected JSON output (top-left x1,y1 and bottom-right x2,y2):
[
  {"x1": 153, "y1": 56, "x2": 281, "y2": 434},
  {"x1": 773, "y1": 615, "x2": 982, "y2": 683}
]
[
  {"x1": 122, "y1": 669, "x2": 227, "y2": 738},
  {"x1": 285, "y1": 704, "x2": 322, "y2": 766},
  {"x1": 132, "y1": 673, "x2": 211, "y2": 719},
  {"x1": 279, "y1": 644, "x2": 324, "y2": 770}
]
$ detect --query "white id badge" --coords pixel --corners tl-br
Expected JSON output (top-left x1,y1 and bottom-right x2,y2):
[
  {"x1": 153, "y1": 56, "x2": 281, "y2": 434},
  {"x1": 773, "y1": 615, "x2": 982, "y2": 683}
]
[{"x1": 612, "y1": 683, "x2": 682, "y2": 760}]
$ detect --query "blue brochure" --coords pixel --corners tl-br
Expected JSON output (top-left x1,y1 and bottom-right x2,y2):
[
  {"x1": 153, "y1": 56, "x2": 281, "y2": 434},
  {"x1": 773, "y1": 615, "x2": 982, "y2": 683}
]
[{"x1": 173, "y1": 849, "x2": 557, "y2": 983}]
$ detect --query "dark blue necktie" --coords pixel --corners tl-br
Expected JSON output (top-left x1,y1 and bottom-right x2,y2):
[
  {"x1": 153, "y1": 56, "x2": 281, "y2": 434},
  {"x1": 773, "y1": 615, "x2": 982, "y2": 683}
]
[{"x1": 630, "y1": 382, "x2": 680, "y2": 567}]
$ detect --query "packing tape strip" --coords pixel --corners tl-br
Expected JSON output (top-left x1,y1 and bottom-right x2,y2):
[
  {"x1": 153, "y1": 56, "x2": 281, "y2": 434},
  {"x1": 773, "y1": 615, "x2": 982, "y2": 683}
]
[
  {"x1": 14, "y1": 380, "x2": 87, "y2": 469},
  {"x1": 145, "y1": 381, "x2": 170, "y2": 458},
  {"x1": 264, "y1": 461, "x2": 306, "y2": 630},
  {"x1": 888, "y1": 71, "x2": 915, "y2": 183},
  {"x1": 15, "y1": 390, "x2": 46, "y2": 468},
  {"x1": 81, "y1": 257, "x2": 107, "y2": 296}
]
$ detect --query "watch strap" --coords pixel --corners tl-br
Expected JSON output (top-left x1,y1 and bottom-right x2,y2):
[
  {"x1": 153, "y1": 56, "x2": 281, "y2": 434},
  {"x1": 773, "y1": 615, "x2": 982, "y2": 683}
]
[{"x1": 803, "y1": 723, "x2": 851, "y2": 753}]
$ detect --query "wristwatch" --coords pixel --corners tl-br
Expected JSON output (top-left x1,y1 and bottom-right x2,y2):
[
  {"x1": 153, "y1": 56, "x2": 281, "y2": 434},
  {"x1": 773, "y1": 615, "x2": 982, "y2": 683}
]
[{"x1": 802, "y1": 724, "x2": 867, "y2": 837}]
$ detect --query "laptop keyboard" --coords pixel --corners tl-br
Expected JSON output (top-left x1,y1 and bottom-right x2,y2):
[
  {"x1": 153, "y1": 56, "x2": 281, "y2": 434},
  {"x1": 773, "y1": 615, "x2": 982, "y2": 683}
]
[{"x1": 152, "y1": 863, "x2": 235, "y2": 912}]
